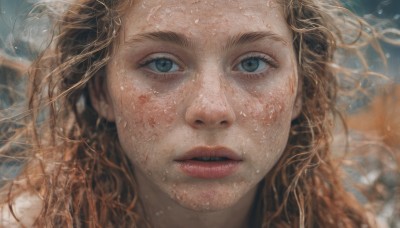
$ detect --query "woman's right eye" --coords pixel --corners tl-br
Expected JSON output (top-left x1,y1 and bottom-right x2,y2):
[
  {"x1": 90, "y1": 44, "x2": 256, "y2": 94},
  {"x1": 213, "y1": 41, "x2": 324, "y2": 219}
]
[{"x1": 139, "y1": 57, "x2": 181, "y2": 74}]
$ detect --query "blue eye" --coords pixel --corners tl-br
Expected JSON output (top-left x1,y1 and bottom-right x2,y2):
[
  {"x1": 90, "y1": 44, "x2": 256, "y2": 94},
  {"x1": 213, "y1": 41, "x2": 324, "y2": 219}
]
[
  {"x1": 143, "y1": 57, "x2": 180, "y2": 73},
  {"x1": 237, "y1": 57, "x2": 268, "y2": 73}
]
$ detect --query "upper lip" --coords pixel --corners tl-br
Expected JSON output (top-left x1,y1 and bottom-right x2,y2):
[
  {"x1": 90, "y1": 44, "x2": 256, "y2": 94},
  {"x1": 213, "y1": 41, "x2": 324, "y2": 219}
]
[{"x1": 174, "y1": 146, "x2": 243, "y2": 161}]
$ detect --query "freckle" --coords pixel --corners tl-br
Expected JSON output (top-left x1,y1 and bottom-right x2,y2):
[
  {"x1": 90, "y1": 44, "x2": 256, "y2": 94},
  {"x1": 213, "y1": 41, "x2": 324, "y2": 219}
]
[
  {"x1": 148, "y1": 116, "x2": 156, "y2": 127},
  {"x1": 264, "y1": 101, "x2": 284, "y2": 124},
  {"x1": 138, "y1": 94, "x2": 150, "y2": 105}
]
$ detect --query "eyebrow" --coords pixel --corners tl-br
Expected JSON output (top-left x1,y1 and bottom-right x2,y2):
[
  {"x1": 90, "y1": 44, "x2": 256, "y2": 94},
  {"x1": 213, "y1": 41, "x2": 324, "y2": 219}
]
[
  {"x1": 226, "y1": 31, "x2": 288, "y2": 48},
  {"x1": 124, "y1": 31, "x2": 288, "y2": 49},
  {"x1": 125, "y1": 31, "x2": 191, "y2": 48}
]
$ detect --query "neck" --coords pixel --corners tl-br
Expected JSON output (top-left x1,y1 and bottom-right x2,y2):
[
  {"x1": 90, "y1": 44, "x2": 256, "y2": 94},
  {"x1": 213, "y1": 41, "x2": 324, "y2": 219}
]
[{"x1": 135, "y1": 174, "x2": 260, "y2": 228}]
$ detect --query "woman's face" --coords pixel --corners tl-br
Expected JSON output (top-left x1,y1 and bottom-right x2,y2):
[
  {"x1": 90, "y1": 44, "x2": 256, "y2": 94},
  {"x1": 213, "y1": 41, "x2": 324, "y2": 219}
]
[{"x1": 93, "y1": 0, "x2": 301, "y2": 211}]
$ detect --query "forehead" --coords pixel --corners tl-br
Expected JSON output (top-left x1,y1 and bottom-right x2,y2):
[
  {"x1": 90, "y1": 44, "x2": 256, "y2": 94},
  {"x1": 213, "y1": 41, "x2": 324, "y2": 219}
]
[{"x1": 121, "y1": 0, "x2": 291, "y2": 42}]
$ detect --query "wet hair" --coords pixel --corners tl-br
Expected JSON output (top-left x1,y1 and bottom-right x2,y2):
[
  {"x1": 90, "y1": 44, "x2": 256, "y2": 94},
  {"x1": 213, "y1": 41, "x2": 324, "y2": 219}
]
[{"x1": 0, "y1": 0, "x2": 399, "y2": 227}]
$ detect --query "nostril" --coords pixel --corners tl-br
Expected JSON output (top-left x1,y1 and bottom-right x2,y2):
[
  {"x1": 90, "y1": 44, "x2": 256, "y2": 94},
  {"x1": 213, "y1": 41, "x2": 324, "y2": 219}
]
[
  {"x1": 194, "y1": 120, "x2": 204, "y2": 125},
  {"x1": 220, "y1": 120, "x2": 229, "y2": 125}
]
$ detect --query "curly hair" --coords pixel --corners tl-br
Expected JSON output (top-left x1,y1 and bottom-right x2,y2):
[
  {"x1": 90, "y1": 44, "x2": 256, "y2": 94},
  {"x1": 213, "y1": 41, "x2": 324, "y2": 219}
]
[{"x1": 1, "y1": 0, "x2": 398, "y2": 227}]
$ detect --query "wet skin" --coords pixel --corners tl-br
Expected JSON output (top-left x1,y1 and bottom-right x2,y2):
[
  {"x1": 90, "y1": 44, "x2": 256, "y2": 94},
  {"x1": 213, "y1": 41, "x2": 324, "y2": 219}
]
[{"x1": 90, "y1": 0, "x2": 301, "y2": 227}]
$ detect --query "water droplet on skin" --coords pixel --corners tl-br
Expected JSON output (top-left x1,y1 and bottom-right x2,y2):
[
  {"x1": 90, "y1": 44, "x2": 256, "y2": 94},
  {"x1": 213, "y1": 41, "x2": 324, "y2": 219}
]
[
  {"x1": 120, "y1": 86, "x2": 125, "y2": 91},
  {"x1": 194, "y1": 19, "x2": 199, "y2": 24},
  {"x1": 256, "y1": 169, "x2": 260, "y2": 174},
  {"x1": 123, "y1": 121, "x2": 127, "y2": 128}
]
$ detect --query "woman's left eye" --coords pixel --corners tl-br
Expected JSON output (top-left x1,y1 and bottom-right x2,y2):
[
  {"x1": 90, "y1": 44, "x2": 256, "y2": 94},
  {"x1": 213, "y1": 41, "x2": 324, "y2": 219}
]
[
  {"x1": 140, "y1": 57, "x2": 181, "y2": 73},
  {"x1": 234, "y1": 55, "x2": 274, "y2": 74}
]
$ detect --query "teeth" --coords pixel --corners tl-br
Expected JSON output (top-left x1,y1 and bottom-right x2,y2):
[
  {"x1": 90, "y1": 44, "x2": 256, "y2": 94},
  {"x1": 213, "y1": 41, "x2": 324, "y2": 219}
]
[{"x1": 193, "y1": 157, "x2": 227, "y2": 161}]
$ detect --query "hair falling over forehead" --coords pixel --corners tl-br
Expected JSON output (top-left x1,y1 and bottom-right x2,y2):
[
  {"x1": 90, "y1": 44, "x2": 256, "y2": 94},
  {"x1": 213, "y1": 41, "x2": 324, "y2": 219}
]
[{"x1": 0, "y1": 0, "x2": 399, "y2": 227}]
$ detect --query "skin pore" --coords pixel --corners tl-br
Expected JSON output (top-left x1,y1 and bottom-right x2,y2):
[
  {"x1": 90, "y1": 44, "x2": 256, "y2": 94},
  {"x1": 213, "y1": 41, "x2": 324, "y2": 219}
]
[{"x1": 90, "y1": 0, "x2": 301, "y2": 227}]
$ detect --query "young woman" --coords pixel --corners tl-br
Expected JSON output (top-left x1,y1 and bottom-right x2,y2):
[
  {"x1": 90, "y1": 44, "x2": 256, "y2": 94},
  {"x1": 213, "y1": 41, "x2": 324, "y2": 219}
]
[{"x1": 0, "y1": 0, "x2": 398, "y2": 227}]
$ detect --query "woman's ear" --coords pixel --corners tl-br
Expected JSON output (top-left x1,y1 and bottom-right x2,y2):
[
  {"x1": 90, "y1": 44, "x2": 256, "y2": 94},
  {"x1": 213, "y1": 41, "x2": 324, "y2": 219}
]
[
  {"x1": 291, "y1": 76, "x2": 303, "y2": 120},
  {"x1": 88, "y1": 70, "x2": 116, "y2": 121}
]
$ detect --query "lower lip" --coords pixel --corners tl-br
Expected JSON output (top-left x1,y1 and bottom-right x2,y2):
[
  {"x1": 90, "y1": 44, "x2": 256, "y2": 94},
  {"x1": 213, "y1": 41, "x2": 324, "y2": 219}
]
[{"x1": 176, "y1": 160, "x2": 240, "y2": 179}]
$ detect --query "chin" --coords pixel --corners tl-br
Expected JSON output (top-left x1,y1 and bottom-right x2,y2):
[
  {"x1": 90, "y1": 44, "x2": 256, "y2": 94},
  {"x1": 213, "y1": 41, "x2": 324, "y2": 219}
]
[
  {"x1": 167, "y1": 181, "x2": 252, "y2": 212},
  {"x1": 174, "y1": 194, "x2": 239, "y2": 212}
]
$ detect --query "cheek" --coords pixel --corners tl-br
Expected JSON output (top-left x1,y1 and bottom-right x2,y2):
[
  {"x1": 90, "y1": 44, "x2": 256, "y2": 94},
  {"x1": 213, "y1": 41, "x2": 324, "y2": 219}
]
[
  {"x1": 262, "y1": 96, "x2": 285, "y2": 124},
  {"x1": 117, "y1": 91, "x2": 177, "y2": 138},
  {"x1": 134, "y1": 93, "x2": 176, "y2": 129},
  {"x1": 244, "y1": 89, "x2": 288, "y2": 126},
  {"x1": 251, "y1": 74, "x2": 298, "y2": 125},
  {"x1": 111, "y1": 84, "x2": 180, "y2": 167}
]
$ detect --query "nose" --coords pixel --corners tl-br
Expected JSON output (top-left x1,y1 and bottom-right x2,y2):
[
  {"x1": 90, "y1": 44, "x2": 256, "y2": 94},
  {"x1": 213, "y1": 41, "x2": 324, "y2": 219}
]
[{"x1": 185, "y1": 76, "x2": 236, "y2": 129}]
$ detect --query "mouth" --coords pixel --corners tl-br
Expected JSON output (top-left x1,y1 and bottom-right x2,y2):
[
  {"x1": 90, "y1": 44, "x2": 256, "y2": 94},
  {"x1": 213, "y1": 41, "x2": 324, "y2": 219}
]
[
  {"x1": 175, "y1": 146, "x2": 242, "y2": 179},
  {"x1": 191, "y1": 157, "x2": 230, "y2": 162}
]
